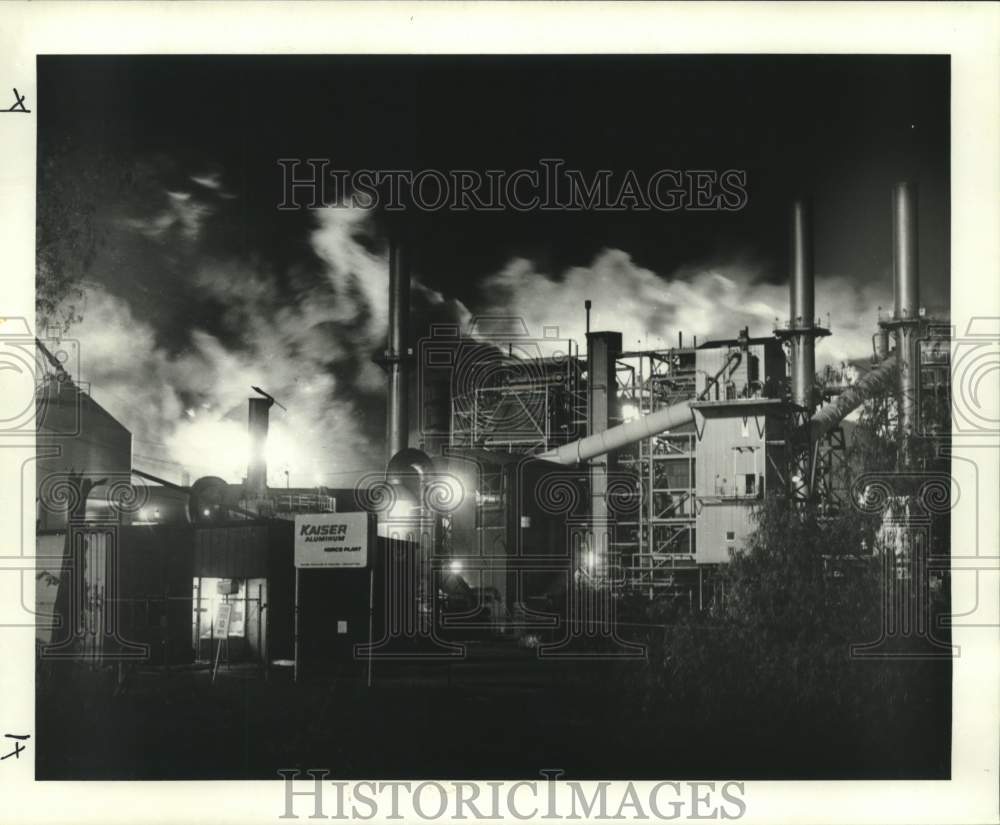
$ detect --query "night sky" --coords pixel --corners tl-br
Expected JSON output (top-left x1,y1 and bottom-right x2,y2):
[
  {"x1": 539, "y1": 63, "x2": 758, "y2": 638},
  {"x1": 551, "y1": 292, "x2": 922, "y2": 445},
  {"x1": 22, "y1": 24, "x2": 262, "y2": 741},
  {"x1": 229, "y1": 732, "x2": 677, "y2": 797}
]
[{"x1": 36, "y1": 54, "x2": 950, "y2": 483}]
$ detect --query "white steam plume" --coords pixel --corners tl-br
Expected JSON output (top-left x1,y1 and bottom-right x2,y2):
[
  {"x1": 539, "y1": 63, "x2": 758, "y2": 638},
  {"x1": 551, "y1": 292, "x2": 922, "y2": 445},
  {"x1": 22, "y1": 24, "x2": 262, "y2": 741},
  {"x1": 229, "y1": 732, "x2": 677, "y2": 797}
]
[
  {"x1": 70, "y1": 207, "x2": 462, "y2": 488},
  {"x1": 477, "y1": 249, "x2": 891, "y2": 368},
  {"x1": 70, "y1": 205, "x2": 888, "y2": 490}
]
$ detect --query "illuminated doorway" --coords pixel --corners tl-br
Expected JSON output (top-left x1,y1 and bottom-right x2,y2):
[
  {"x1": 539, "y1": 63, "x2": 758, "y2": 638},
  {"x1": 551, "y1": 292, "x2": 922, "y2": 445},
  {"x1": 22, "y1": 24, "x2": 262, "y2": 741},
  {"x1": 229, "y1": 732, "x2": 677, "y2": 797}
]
[{"x1": 192, "y1": 577, "x2": 268, "y2": 663}]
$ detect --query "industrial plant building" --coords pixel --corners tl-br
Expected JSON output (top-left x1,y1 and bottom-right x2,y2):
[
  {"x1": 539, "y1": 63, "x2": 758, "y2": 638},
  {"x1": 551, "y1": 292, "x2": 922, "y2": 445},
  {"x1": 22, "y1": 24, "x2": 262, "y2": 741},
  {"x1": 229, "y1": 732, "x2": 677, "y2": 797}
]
[{"x1": 35, "y1": 180, "x2": 951, "y2": 669}]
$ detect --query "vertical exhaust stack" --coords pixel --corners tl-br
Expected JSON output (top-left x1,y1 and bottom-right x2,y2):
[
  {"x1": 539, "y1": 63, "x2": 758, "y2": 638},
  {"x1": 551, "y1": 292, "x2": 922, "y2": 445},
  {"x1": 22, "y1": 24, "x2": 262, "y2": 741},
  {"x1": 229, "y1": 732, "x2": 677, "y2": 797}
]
[
  {"x1": 775, "y1": 199, "x2": 829, "y2": 503},
  {"x1": 586, "y1": 330, "x2": 622, "y2": 578},
  {"x1": 587, "y1": 332, "x2": 622, "y2": 438},
  {"x1": 788, "y1": 199, "x2": 821, "y2": 412},
  {"x1": 892, "y1": 182, "x2": 920, "y2": 322},
  {"x1": 385, "y1": 234, "x2": 410, "y2": 463},
  {"x1": 891, "y1": 181, "x2": 920, "y2": 454},
  {"x1": 246, "y1": 395, "x2": 273, "y2": 498}
]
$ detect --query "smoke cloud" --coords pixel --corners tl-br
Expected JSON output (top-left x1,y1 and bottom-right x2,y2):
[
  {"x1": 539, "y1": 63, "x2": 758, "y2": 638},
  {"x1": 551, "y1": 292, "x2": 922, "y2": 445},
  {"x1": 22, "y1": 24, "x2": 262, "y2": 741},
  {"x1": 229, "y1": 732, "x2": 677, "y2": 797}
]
[
  {"x1": 70, "y1": 206, "x2": 471, "y2": 488},
  {"x1": 476, "y1": 249, "x2": 891, "y2": 369},
  {"x1": 68, "y1": 190, "x2": 890, "y2": 490}
]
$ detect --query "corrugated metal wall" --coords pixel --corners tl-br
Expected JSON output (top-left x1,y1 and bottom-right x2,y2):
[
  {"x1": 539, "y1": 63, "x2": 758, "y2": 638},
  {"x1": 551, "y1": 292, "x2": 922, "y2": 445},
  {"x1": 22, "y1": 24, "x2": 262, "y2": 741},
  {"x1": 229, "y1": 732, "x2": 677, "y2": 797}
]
[
  {"x1": 193, "y1": 525, "x2": 269, "y2": 578},
  {"x1": 694, "y1": 415, "x2": 766, "y2": 565}
]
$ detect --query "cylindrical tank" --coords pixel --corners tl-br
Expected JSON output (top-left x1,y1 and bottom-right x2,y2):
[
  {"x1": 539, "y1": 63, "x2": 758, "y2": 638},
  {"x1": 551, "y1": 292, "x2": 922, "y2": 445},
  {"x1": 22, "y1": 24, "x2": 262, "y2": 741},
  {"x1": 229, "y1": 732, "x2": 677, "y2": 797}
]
[{"x1": 874, "y1": 328, "x2": 890, "y2": 361}]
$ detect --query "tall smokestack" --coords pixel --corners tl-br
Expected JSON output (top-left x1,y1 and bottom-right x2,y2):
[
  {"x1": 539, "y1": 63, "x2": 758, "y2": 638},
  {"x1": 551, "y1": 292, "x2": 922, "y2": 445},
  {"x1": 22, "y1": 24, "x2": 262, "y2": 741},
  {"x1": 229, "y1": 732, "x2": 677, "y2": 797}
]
[
  {"x1": 385, "y1": 233, "x2": 410, "y2": 462},
  {"x1": 892, "y1": 182, "x2": 920, "y2": 322},
  {"x1": 892, "y1": 181, "x2": 920, "y2": 451},
  {"x1": 776, "y1": 199, "x2": 829, "y2": 503},
  {"x1": 787, "y1": 199, "x2": 821, "y2": 411},
  {"x1": 586, "y1": 331, "x2": 622, "y2": 575},
  {"x1": 246, "y1": 396, "x2": 272, "y2": 497}
]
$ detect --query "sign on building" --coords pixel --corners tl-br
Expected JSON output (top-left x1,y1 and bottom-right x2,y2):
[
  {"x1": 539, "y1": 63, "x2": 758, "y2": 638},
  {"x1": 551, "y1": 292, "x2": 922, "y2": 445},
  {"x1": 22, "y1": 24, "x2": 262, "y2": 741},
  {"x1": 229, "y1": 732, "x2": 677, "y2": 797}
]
[{"x1": 294, "y1": 512, "x2": 370, "y2": 568}]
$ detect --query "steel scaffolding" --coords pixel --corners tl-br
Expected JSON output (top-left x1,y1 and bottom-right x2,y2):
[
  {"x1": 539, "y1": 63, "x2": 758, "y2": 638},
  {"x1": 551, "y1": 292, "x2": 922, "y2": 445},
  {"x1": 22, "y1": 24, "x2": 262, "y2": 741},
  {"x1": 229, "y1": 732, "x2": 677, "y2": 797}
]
[
  {"x1": 614, "y1": 347, "x2": 699, "y2": 594},
  {"x1": 450, "y1": 339, "x2": 586, "y2": 453}
]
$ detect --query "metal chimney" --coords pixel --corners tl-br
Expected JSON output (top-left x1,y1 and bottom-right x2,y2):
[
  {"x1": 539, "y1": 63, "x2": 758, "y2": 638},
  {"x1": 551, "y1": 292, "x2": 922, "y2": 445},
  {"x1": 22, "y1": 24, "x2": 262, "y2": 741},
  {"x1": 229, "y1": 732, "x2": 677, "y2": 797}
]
[
  {"x1": 385, "y1": 234, "x2": 410, "y2": 463},
  {"x1": 891, "y1": 181, "x2": 920, "y2": 450},
  {"x1": 585, "y1": 331, "x2": 622, "y2": 576},
  {"x1": 246, "y1": 396, "x2": 273, "y2": 497},
  {"x1": 782, "y1": 199, "x2": 827, "y2": 412},
  {"x1": 892, "y1": 182, "x2": 920, "y2": 322}
]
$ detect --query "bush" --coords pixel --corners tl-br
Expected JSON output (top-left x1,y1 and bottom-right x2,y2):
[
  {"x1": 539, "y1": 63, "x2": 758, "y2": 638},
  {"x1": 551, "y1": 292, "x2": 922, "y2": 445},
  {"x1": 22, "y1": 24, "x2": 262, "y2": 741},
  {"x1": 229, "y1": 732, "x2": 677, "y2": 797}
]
[{"x1": 627, "y1": 494, "x2": 945, "y2": 740}]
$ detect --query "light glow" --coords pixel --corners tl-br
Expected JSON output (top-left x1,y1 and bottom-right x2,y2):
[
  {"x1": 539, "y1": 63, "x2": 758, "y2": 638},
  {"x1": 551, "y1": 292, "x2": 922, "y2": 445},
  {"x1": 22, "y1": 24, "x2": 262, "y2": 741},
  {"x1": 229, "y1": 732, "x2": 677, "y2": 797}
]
[
  {"x1": 386, "y1": 500, "x2": 416, "y2": 522},
  {"x1": 621, "y1": 403, "x2": 640, "y2": 422},
  {"x1": 167, "y1": 417, "x2": 319, "y2": 488}
]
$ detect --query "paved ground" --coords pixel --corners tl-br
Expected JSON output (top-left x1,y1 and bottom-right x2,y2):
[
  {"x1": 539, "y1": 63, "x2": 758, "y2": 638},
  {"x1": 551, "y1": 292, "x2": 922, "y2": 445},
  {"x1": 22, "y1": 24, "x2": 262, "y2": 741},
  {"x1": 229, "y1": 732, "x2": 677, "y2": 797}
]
[{"x1": 35, "y1": 642, "x2": 950, "y2": 781}]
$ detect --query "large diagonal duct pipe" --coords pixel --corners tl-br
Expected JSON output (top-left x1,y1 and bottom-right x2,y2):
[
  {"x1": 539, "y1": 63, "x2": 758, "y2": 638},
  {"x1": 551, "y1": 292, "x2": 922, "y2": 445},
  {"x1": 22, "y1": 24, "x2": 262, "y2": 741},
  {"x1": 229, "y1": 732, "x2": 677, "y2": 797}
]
[
  {"x1": 891, "y1": 181, "x2": 920, "y2": 453},
  {"x1": 540, "y1": 399, "x2": 696, "y2": 466},
  {"x1": 385, "y1": 235, "x2": 410, "y2": 463},
  {"x1": 540, "y1": 344, "x2": 742, "y2": 466},
  {"x1": 810, "y1": 353, "x2": 898, "y2": 438}
]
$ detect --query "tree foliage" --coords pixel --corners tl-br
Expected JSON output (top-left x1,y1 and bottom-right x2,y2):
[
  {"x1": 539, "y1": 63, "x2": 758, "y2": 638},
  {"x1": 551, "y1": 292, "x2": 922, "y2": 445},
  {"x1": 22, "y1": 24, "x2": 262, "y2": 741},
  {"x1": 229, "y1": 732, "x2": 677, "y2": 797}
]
[{"x1": 36, "y1": 143, "x2": 141, "y2": 333}]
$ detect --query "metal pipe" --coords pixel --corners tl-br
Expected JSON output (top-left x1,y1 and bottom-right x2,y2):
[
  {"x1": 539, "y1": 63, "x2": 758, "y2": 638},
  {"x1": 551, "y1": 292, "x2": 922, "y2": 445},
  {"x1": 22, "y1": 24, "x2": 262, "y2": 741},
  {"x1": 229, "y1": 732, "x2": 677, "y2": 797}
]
[
  {"x1": 585, "y1": 332, "x2": 622, "y2": 564},
  {"x1": 790, "y1": 200, "x2": 814, "y2": 328},
  {"x1": 542, "y1": 341, "x2": 740, "y2": 466},
  {"x1": 892, "y1": 182, "x2": 919, "y2": 321},
  {"x1": 246, "y1": 396, "x2": 272, "y2": 497},
  {"x1": 698, "y1": 349, "x2": 742, "y2": 402},
  {"x1": 873, "y1": 328, "x2": 890, "y2": 361},
  {"x1": 130, "y1": 468, "x2": 189, "y2": 492},
  {"x1": 386, "y1": 235, "x2": 410, "y2": 462},
  {"x1": 789, "y1": 199, "x2": 816, "y2": 411},
  {"x1": 587, "y1": 332, "x2": 622, "y2": 435},
  {"x1": 892, "y1": 182, "x2": 919, "y2": 450},
  {"x1": 810, "y1": 353, "x2": 898, "y2": 437},
  {"x1": 540, "y1": 399, "x2": 695, "y2": 465}
]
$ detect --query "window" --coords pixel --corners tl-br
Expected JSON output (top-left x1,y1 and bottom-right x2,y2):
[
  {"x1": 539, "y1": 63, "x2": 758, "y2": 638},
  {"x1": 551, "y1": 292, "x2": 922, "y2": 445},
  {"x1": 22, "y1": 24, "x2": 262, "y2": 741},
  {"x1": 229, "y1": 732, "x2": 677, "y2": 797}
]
[
  {"x1": 732, "y1": 446, "x2": 759, "y2": 496},
  {"x1": 725, "y1": 531, "x2": 736, "y2": 542}
]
